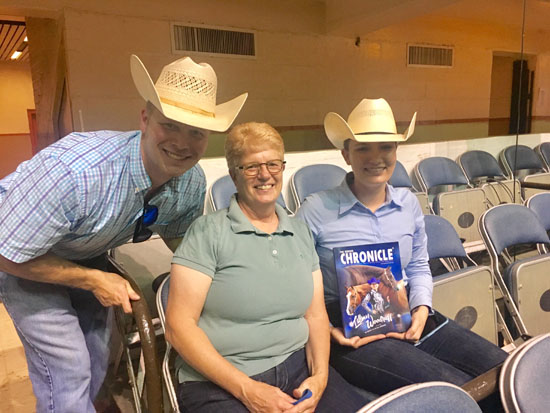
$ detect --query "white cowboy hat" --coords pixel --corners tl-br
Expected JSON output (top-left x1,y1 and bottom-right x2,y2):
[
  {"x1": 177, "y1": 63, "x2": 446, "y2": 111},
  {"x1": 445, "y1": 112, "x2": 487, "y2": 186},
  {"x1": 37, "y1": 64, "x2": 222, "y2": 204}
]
[
  {"x1": 324, "y1": 98, "x2": 417, "y2": 149},
  {"x1": 130, "y1": 54, "x2": 248, "y2": 132}
]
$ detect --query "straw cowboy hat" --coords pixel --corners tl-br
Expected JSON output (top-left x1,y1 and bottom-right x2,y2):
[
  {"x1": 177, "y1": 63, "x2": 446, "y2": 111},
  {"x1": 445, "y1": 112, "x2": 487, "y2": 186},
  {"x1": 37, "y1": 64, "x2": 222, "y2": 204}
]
[
  {"x1": 324, "y1": 98, "x2": 417, "y2": 149},
  {"x1": 131, "y1": 54, "x2": 248, "y2": 132}
]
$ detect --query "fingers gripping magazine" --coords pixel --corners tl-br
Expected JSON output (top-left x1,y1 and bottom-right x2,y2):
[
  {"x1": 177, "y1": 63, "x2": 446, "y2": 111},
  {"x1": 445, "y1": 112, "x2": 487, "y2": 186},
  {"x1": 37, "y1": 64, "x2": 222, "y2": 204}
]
[{"x1": 333, "y1": 242, "x2": 412, "y2": 338}]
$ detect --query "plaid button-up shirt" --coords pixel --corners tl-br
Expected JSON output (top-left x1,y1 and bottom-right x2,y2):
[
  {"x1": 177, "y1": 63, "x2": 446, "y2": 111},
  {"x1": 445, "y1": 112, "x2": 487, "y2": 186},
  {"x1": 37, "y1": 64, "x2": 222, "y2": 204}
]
[{"x1": 0, "y1": 130, "x2": 205, "y2": 263}]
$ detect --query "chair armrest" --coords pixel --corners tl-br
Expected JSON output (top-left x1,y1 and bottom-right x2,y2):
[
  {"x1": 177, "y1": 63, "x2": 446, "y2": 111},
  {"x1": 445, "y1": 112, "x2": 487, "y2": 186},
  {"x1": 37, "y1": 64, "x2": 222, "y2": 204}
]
[{"x1": 461, "y1": 363, "x2": 502, "y2": 402}]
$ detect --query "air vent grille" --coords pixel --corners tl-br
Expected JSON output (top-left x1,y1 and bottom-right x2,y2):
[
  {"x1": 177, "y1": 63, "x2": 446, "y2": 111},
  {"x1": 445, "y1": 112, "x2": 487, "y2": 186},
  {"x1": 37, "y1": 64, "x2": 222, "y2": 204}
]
[
  {"x1": 172, "y1": 23, "x2": 255, "y2": 57},
  {"x1": 408, "y1": 44, "x2": 453, "y2": 67}
]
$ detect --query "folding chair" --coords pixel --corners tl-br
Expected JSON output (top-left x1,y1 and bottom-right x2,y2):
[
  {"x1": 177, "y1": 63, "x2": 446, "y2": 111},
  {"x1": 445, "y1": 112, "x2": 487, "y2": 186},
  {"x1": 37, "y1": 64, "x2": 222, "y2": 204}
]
[
  {"x1": 156, "y1": 274, "x2": 180, "y2": 413},
  {"x1": 499, "y1": 333, "x2": 550, "y2": 413},
  {"x1": 289, "y1": 163, "x2": 346, "y2": 212},
  {"x1": 499, "y1": 144, "x2": 550, "y2": 200},
  {"x1": 457, "y1": 150, "x2": 521, "y2": 206},
  {"x1": 479, "y1": 204, "x2": 550, "y2": 342},
  {"x1": 207, "y1": 174, "x2": 288, "y2": 212},
  {"x1": 357, "y1": 381, "x2": 481, "y2": 413},
  {"x1": 389, "y1": 160, "x2": 432, "y2": 214},
  {"x1": 107, "y1": 236, "x2": 174, "y2": 413},
  {"x1": 424, "y1": 215, "x2": 498, "y2": 344},
  {"x1": 526, "y1": 192, "x2": 550, "y2": 250},
  {"x1": 534, "y1": 142, "x2": 550, "y2": 171},
  {"x1": 414, "y1": 156, "x2": 487, "y2": 250}
]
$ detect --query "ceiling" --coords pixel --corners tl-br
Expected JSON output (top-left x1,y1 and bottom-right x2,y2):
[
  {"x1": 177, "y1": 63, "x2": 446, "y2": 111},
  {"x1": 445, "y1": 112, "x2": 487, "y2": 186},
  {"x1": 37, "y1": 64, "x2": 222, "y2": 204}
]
[{"x1": 0, "y1": 19, "x2": 28, "y2": 62}]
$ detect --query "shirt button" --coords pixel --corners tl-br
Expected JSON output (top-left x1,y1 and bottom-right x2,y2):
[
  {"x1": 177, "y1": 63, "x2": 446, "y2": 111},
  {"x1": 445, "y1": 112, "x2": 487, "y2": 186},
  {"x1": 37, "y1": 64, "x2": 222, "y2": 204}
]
[
  {"x1": 268, "y1": 236, "x2": 272, "y2": 240},
  {"x1": 272, "y1": 249, "x2": 278, "y2": 255}
]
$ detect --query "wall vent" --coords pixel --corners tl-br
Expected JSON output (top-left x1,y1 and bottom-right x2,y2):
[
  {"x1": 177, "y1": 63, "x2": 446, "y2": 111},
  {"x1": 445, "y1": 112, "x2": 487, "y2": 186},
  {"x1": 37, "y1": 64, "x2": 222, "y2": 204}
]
[
  {"x1": 171, "y1": 23, "x2": 256, "y2": 58},
  {"x1": 407, "y1": 44, "x2": 453, "y2": 68}
]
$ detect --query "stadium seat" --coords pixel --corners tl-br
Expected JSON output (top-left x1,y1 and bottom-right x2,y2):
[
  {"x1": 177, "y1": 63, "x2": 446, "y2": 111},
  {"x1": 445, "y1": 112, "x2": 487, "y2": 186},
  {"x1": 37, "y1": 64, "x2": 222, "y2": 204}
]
[
  {"x1": 208, "y1": 174, "x2": 288, "y2": 212},
  {"x1": 357, "y1": 381, "x2": 481, "y2": 413},
  {"x1": 425, "y1": 215, "x2": 498, "y2": 344},
  {"x1": 289, "y1": 163, "x2": 346, "y2": 212},
  {"x1": 479, "y1": 204, "x2": 550, "y2": 341},
  {"x1": 414, "y1": 156, "x2": 487, "y2": 250},
  {"x1": 499, "y1": 333, "x2": 550, "y2": 413},
  {"x1": 457, "y1": 150, "x2": 521, "y2": 206},
  {"x1": 389, "y1": 160, "x2": 432, "y2": 214},
  {"x1": 499, "y1": 144, "x2": 550, "y2": 200},
  {"x1": 534, "y1": 142, "x2": 550, "y2": 171}
]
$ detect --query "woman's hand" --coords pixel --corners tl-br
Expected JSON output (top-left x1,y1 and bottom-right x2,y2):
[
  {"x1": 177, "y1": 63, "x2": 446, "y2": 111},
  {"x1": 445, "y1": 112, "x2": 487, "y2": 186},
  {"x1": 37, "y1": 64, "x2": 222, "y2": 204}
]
[
  {"x1": 284, "y1": 373, "x2": 327, "y2": 413},
  {"x1": 386, "y1": 305, "x2": 429, "y2": 343},
  {"x1": 330, "y1": 326, "x2": 385, "y2": 348},
  {"x1": 240, "y1": 380, "x2": 296, "y2": 413}
]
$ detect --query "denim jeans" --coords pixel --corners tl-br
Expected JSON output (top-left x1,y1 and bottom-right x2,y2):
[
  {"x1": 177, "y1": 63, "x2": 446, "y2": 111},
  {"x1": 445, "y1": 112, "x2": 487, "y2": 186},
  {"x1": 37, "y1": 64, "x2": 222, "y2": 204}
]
[
  {"x1": 0, "y1": 272, "x2": 112, "y2": 413},
  {"x1": 177, "y1": 348, "x2": 371, "y2": 412},
  {"x1": 327, "y1": 303, "x2": 507, "y2": 395}
]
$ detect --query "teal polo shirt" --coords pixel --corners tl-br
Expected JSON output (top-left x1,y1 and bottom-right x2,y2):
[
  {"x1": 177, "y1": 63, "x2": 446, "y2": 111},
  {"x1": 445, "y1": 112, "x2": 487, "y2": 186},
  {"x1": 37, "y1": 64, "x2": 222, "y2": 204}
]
[{"x1": 172, "y1": 196, "x2": 320, "y2": 383}]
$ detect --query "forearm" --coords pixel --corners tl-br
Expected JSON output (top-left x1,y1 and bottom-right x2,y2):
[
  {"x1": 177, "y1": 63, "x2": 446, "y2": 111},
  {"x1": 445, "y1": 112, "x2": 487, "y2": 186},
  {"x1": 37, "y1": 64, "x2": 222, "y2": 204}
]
[
  {"x1": 166, "y1": 321, "x2": 253, "y2": 401},
  {"x1": 0, "y1": 252, "x2": 105, "y2": 291},
  {"x1": 304, "y1": 313, "x2": 330, "y2": 381}
]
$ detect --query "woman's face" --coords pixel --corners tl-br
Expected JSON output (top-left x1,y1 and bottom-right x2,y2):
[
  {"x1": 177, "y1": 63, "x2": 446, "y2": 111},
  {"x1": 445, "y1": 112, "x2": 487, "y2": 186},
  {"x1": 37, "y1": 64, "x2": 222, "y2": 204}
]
[
  {"x1": 231, "y1": 147, "x2": 284, "y2": 210},
  {"x1": 342, "y1": 140, "x2": 397, "y2": 187}
]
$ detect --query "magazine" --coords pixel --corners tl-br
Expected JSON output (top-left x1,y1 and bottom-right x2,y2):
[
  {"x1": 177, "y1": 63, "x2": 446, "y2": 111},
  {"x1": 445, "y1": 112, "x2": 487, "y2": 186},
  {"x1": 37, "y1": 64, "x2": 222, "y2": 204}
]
[{"x1": 333, "y1": 242, "x2": 411, "y2": 338}]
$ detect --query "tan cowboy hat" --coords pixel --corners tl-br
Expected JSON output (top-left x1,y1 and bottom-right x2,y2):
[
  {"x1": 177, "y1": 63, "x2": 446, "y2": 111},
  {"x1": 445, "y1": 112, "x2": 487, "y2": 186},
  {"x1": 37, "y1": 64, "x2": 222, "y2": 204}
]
[
  {"x1": 324, "y1": 98, "x2": 417, "y2": 149},
  {"x1": 131, "y1": 55, "x2": 248, "y2": 132}
]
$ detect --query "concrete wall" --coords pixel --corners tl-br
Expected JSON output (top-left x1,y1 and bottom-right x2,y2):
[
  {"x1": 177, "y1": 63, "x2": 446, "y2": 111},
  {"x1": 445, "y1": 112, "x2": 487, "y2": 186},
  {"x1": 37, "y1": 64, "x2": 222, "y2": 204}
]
[{"x1": 1, "y1": 0, "x2": 550, "y2": 159}]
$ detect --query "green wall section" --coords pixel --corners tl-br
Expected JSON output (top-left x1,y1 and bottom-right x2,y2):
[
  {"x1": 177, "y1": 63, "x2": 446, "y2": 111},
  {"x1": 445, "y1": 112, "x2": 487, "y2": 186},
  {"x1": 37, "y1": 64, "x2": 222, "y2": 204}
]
[{"x1": 203, "y1": 120, "x2": 550, "y2": 159}]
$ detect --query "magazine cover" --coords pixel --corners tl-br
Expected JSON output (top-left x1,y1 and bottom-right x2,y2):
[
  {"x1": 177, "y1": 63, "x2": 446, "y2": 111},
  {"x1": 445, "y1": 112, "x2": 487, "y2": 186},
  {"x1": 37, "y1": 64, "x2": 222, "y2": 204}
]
[{"x1": 333, "y1": 242, "x2": 412, "y2": 338}]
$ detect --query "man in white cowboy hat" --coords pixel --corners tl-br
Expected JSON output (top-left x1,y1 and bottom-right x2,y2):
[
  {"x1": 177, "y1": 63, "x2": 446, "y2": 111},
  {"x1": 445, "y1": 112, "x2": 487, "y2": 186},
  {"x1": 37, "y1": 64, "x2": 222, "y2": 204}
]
[
  {"x1": 297, "y1": 98, "x2": 506, "y2": 405},
  {"x1": 0, "y1": 54, "x2": 247, "y2": 412}
]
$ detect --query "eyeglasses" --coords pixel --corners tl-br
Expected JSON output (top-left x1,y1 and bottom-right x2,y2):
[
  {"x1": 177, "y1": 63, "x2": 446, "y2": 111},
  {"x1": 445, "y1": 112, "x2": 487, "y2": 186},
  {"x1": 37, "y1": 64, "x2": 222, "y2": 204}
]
[
  {"x1": 133, "y1": 203, "x2": 158, "y2": 243},
  {"x1": 236, "y1": 160, "x2": 286, "y2": 177}
]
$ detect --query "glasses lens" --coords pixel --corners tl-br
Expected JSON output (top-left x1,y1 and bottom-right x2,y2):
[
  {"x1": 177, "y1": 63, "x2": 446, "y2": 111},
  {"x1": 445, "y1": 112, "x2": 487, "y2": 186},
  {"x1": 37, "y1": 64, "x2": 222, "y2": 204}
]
[
  {"x1": 143, "y1": 205, "x2": 158, "y2": 226},
  {"x1": 266, "y1": 160, "x2": 284, "y2": 173}
]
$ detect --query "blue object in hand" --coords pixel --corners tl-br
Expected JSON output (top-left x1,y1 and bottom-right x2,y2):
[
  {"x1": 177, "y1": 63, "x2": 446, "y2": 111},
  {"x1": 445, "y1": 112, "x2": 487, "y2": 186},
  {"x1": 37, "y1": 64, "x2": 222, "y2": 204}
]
[{"x1": 292, "y1": 389, "x2": 313, "y2": 405}]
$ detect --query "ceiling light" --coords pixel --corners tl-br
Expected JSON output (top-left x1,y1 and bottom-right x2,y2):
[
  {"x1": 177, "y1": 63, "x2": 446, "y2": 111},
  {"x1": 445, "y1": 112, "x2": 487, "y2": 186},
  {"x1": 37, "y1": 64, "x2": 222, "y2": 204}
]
[{"x1": 11, "y1": 50, "x2": 22, "y2": 60}]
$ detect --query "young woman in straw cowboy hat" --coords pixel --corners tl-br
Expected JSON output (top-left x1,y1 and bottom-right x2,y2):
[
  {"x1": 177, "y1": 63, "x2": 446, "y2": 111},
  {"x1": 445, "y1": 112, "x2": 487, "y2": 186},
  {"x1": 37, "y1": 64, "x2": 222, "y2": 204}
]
[
  {"x1": 296, "y1": 98, "x2": 507, "y2": 409},
  {"x1": 0, "y1": 54, "x2": 246, "y2": 412}
]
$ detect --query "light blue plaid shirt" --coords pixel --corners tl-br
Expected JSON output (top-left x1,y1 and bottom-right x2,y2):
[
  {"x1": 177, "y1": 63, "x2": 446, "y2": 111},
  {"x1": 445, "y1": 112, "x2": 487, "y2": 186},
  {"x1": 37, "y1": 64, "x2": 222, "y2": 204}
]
[{"x1": 0, "y1": 130, "x2": 205, "y2": 263}]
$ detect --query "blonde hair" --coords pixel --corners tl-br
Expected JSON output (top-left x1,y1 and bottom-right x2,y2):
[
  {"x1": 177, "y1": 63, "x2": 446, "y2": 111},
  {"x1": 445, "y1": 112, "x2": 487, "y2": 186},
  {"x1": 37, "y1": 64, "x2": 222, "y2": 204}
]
[{"x1": 225, "y1": 122, "x2": 284, "y2": 170}]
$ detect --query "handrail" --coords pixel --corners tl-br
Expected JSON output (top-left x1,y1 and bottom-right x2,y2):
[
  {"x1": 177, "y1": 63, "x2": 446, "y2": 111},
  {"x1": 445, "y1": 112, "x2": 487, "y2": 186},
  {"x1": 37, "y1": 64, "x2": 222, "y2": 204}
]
[
  {"x1": 106, "y1": 254, "x2": 164, "y2": 413},
  {"x1": 461, "y1": 363, "x2": 502, "y2": 402}
]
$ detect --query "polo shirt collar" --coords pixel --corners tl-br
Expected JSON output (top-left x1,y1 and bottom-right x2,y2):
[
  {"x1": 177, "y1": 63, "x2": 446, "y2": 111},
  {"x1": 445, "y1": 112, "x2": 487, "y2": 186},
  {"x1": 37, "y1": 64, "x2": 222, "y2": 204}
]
[
  {"x1": 338, "y1": 172, "x2": 403, "y2": 215},
  {"x1": 228, "y1": 195, "x2": 294, "y2": 235}
]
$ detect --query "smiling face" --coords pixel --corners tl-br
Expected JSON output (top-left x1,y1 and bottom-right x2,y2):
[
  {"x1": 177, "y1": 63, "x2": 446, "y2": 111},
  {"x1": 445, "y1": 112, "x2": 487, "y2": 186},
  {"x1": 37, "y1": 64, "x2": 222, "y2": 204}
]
[
  {"x1": 342, "y1": 140, "x2": 397, "y2": 190},
  {"x1": 140, "y1": 104, "x2": 209, "y2": 187},
  {"x1": 231, "y1": 147, "x2": 284, "y2": 211}
]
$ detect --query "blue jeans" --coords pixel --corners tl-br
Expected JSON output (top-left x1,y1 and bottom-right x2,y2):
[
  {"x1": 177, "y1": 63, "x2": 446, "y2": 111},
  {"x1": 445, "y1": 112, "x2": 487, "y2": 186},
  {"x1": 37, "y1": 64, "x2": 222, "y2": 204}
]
[
  {"x1": 327, "y1": 304, "x2": 507, "y2": 395},
  {"x1": 177, "y1": 348, "x2": 371, "y2": 412},
  {"x1": 0, "y1": 272, "x2": 112, "y2": 413}
]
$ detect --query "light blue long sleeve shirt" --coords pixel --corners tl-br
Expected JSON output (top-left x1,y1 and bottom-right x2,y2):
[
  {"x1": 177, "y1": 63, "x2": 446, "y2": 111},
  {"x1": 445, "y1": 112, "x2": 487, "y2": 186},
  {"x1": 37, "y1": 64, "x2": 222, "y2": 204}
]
[{"x1": 295, "y1": 173, "x2": 433, "y2": 311}]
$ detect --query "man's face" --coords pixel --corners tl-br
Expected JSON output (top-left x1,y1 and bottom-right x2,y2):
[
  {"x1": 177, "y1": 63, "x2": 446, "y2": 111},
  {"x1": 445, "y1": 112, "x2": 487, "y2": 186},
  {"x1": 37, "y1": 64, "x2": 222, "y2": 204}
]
[
  {"x1": 342, "y1": 140, "x2": 397, "y2": 188},
  {"x1": 140, "y1": 106, "x2": 209, "y2": 186}
]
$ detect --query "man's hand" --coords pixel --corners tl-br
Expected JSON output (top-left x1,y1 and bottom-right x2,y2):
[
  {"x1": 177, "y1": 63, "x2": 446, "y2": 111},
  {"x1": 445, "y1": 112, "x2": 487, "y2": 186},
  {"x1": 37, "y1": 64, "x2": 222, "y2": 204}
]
[
  {"x1": 386, "y1": 305, "x2": 429, "y2": 342},
  {"x1": 240, "y1": 380, "x2": 296, "y2": 413},
  {"x1": 330, "y1": 326, "x2": 385, "y2": 349},
  {"x1": 91, "y1": 271, "x2": 140, "y2": 313}
]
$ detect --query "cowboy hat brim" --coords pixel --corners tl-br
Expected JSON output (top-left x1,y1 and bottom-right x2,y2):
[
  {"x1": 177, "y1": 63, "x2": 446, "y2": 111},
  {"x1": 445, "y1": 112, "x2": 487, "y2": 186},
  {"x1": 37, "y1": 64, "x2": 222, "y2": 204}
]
[
  {"x1": 324, "y1": 111, "x2": 417, "y2": 150},
  {"x1": 130, "y1": 55, "x2": 247, "y2": 132}
]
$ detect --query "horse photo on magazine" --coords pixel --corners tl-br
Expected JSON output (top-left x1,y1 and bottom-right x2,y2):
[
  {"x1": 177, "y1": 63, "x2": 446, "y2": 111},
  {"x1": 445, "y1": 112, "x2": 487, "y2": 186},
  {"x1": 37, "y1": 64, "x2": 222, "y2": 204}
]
[{"x1": 333, "y1": 242, "x2": 411, "y2": 338}]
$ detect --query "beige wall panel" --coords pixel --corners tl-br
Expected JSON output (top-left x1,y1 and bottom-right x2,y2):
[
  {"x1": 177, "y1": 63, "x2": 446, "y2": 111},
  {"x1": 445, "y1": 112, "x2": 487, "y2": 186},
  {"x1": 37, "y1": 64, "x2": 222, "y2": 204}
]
[{"x1": 0, "y1": 62, "x2": 35, "y2": 134}]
